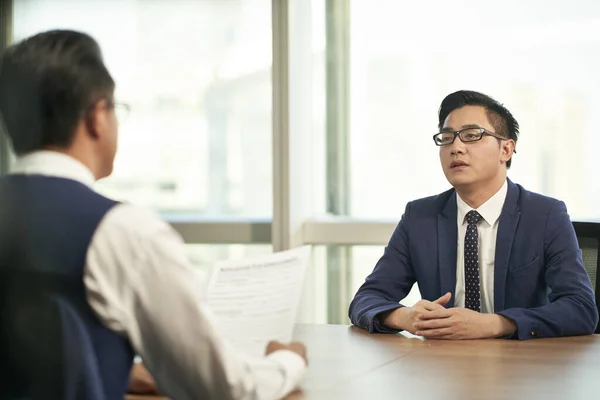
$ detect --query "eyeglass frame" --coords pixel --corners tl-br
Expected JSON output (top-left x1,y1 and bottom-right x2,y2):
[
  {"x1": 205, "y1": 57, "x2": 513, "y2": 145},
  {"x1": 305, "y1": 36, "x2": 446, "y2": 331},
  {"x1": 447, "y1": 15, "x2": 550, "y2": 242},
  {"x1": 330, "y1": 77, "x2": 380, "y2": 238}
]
[
  {"x1": 106, "y1": 99, "x2": 131, "y2": 120},
  {"x1": 85, "y1": 97, "x2": 130, "y2": 121},
  {"x1": 432, "y1": 127, "x2": 516, "y2": 153}
]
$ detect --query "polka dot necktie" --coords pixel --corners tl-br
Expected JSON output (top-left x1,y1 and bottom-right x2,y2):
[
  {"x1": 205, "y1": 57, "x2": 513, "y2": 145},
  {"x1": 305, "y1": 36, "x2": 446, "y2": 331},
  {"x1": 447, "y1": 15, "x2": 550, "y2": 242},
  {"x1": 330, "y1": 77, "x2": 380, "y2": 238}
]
[{"x1": 465, "y1": 210, "x2": 483, "y2": 312}]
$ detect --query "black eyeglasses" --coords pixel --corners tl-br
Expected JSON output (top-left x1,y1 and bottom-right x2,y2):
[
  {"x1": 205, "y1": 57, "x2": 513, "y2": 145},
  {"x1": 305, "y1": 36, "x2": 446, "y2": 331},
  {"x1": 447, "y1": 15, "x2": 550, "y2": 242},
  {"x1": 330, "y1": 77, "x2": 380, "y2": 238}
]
[{"x1": 433, "y1": 127, "x2": 513, "y2": 150}]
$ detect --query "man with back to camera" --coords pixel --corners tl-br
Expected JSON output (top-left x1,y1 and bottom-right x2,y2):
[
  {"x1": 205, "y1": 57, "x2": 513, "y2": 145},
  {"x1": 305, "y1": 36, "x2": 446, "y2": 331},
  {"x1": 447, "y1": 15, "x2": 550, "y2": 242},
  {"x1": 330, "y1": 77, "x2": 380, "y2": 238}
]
[
  {"x1": 0, "y1": 29, "x2": 307, "y2": 399},
  {"x1": 349, "y1": 90, "x2": 598, "y2": 340}
]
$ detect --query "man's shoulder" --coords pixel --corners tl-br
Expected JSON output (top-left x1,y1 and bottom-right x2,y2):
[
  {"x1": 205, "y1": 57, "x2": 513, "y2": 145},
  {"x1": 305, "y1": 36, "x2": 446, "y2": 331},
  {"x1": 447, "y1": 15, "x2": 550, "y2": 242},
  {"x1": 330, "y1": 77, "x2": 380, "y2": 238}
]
[
  {"x1": 406, "y1": 187, "x2": 456, "y2": 215},
  {"x1": 100, "y1": 203, "x2": 175, "y2": 239},
  {"x1": 512, "y1": 182, "x2": 563, "y2": 213}
]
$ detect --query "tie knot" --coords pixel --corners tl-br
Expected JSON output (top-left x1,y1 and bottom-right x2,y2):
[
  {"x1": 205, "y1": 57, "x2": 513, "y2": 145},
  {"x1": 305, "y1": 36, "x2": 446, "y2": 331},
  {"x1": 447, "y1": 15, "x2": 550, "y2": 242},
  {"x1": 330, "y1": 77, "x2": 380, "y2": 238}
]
[{"x1": 466, "y1": 210, "x2": 482, "y2": 225}]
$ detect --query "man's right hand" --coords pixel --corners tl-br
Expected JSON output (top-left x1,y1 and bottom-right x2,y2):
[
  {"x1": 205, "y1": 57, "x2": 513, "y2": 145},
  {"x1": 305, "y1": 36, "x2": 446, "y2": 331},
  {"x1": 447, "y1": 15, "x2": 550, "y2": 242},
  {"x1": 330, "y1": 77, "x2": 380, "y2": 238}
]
[
  {"x1": 266, "y1": 341, "x2": 308, "y2": 364},
  {"x1": 381, "y1": 292, "x2": 452, "y2": 333}
]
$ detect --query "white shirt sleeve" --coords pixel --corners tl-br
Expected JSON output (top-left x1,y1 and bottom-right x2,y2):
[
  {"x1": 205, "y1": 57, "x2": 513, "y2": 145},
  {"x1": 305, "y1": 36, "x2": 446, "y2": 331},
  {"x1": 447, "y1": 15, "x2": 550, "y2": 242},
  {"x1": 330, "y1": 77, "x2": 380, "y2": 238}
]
[{"x1": 83, "y1": 204, "x2": 306, "y2": 400}]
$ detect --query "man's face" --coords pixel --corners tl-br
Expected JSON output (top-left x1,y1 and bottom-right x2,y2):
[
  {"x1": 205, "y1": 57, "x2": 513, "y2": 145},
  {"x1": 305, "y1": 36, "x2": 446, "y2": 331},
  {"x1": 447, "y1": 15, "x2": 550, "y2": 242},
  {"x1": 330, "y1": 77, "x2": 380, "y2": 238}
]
[
  {"x1": 104, "y1": 100, "x2": 119, "y2": 176},
  {"x1": 439, "y1": 105, "x2": 511, "y2": 189},
  {"x1": 92, "y1": 96, "x2": 119, "y2": 179}
]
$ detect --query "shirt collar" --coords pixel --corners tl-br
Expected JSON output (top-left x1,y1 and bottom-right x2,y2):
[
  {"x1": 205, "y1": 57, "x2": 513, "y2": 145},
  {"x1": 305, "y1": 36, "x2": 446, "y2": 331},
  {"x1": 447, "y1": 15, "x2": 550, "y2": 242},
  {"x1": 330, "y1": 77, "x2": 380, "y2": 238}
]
[
  {"x1": 10, "y1": 150, "x2": 96, "y2": 187},
  {"x1": 457, "y1": 179, "x2": 508, "y2": 227}
]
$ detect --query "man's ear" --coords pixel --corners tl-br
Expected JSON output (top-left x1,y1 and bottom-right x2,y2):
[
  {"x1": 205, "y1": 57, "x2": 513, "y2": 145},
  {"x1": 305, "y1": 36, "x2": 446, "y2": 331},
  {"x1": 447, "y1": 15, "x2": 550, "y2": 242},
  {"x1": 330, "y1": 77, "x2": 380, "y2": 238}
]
[
  {"x1": 501, "y1": 139, "x2": 515, "y2": 163},
  {"x1": 85, "y1": 99, "x2": 108, "y2": 140}
]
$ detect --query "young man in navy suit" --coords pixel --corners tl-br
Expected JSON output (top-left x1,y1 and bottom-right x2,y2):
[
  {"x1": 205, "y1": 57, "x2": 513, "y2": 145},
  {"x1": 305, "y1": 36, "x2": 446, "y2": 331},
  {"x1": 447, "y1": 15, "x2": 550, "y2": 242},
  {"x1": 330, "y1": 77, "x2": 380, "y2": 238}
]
[{"x1": 349, "y1": 90, "x2": 598, "y2": 340}]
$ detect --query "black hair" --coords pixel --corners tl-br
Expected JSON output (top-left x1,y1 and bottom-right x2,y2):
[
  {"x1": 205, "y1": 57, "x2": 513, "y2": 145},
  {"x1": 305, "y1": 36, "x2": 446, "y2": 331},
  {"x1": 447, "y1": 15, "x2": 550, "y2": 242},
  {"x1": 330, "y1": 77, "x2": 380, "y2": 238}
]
[{"x1": 0, "y1": 30, "x2": 114, "y2": 155}]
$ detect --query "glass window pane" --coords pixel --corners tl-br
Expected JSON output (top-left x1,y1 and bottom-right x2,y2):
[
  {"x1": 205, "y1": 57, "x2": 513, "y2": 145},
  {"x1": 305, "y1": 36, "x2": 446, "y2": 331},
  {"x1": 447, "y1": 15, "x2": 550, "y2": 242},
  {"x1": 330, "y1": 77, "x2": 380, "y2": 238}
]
[
  {"x1": 298, "y1": 245, "x2": 421, "y2": 325},
  {"x1": 296, "y1": 246, "x2": 329, "y2": 324},
  {"x1": 351, "y1": 246, "x2": 421, "y2": 307},
  {"x1": 13, "y1": 0, "x2": 272, "y2": 217},
  {"x1": 348, "y1": 0, "x2": 600, "y2": 220}
]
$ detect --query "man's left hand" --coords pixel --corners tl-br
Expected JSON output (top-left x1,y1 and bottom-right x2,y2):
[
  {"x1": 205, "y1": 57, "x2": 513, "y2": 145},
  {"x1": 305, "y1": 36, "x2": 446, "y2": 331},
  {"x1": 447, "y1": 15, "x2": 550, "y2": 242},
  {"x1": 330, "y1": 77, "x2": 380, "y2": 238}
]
[
  {"x1": 412, "y1": 308, "x2": 516, "y2": 340},
  {"x1": 128, "y1": 362, "x2": 160, "y2": 395}
]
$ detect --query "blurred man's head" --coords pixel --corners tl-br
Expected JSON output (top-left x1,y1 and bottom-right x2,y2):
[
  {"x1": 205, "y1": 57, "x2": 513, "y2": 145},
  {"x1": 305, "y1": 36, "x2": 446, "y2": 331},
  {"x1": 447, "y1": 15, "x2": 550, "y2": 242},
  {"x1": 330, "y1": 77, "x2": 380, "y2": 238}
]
[{"x1": 0, "y1": 30, "x2": 120, "y2": 179}]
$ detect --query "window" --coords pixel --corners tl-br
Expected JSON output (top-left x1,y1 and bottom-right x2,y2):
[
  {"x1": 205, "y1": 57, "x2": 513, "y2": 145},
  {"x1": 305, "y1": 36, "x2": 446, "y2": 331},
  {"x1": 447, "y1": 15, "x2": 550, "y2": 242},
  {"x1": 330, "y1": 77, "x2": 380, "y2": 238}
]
[
  {"x1": 13, "y1": 0, "x2": 273, "y2": 217},
  {"x1": 348, "y1": 0, "x2": 600, "y2": 220},
  {"x1": 299, "y1": 246, "x2": 421, "y2": 325}
]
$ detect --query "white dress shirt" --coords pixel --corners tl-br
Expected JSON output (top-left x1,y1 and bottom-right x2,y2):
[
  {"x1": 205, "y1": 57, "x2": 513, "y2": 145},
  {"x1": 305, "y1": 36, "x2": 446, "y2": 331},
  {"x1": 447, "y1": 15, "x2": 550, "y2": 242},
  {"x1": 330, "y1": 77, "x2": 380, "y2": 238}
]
[
  {"x1": 454, "y1": 180, "x2": 508, "y2": 314},
  {"x1": 10, "y1": 151, "x2": 306, "y2": 400}
]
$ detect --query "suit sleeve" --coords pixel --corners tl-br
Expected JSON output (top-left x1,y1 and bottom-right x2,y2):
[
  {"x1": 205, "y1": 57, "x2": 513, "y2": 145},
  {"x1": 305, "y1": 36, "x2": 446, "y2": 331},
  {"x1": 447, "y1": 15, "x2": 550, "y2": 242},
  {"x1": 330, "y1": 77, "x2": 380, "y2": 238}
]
[
  {"x1": 348, "y1": 202, "x2": 417, "y2": 333},
  {"x1": 497, "y1": 201, "x2": 598, "y2": 339}
]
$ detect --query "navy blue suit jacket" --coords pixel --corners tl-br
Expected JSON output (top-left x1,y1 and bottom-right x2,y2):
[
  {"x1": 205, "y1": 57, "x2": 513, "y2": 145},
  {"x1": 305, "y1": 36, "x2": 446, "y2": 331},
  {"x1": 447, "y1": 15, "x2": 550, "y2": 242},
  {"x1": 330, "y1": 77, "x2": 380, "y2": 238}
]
[{"x1": 349, "y1": 179, "x2": 598, "y2": 340}]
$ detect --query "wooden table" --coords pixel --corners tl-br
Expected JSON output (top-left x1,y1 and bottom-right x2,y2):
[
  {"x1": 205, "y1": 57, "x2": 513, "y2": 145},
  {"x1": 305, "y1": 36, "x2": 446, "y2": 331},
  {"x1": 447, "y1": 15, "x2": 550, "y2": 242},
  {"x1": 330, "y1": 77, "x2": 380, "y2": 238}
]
[{"x1": 128, "y1": 323, "x2": 600, "y2": 399}]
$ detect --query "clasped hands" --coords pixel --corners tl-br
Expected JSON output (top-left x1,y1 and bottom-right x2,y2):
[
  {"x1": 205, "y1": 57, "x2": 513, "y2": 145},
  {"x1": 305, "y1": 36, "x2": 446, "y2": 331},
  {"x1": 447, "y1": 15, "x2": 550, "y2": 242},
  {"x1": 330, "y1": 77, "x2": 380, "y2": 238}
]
[{"x1": 382, "y1": 293, "x2": 516, "y2": 340}]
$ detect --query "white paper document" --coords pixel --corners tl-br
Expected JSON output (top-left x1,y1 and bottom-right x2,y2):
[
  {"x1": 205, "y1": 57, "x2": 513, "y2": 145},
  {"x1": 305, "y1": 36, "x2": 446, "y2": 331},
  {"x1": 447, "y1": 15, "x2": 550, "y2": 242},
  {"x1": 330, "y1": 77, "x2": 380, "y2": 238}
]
[{"x1": 206, "y1": 245, "x2": 312, "y2": 357}]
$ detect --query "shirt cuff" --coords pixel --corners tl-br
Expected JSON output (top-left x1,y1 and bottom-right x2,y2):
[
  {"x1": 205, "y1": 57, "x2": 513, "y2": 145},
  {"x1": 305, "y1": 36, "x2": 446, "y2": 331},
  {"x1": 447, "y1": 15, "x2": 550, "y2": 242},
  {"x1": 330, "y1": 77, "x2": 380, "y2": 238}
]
[{"x1": 266, "y1": 349, "x2": 307, "y2": 392}]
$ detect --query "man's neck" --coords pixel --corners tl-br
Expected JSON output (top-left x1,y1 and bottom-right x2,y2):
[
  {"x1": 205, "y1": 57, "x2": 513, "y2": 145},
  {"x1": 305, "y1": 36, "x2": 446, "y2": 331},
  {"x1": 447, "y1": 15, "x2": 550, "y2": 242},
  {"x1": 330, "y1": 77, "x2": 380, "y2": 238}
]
[
  {"x1": 455, "y1": 175, "x2": 506, "y2": 209},
  {"x1": 44, "y1": 145, "x2": 100, "y2": 180}
]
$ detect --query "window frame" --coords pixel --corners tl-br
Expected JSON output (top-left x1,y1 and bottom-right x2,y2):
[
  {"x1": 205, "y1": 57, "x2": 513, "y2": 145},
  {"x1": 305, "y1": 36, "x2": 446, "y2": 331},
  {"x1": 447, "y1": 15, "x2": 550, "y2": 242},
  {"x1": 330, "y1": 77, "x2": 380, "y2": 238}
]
[{"x1": 0, "y1": 0, "x2": 12, "y2": 176}]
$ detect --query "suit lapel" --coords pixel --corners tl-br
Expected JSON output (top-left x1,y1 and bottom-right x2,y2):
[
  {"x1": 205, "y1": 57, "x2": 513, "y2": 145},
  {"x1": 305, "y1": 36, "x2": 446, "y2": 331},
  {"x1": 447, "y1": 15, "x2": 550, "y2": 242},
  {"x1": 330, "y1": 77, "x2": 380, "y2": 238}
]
[
  {"x1": 438, "y1": 192, "x2": 458, "y2": 307},
  {"x1": 494, "y1": 179, "x2": 521, "y2": 312}
]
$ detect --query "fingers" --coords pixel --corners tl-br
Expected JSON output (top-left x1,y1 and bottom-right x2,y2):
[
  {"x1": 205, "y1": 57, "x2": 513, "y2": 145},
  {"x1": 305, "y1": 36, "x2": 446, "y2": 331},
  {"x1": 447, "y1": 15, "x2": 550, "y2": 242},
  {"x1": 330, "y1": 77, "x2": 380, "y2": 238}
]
[
  {"x1": 266, "y1": 341, "x2": 308, "y2": 364},
  {"x1": 266, "y1": 340, "x2": 285, "y2": 355},
  {"x1": 417, "y1": 308, "x2": 453, "y2": 320},
  {"x1": 413, "y1": 309, "x2": 439, "y2": 322},
  {"x1": 414, "y1": 300, "x2": 445, "y2": 317},
  {"x1": 433, "y1": 292, "x2": 452, "y2": 306},
  {"x1": 421, "y1": 301, "x2": 445, "y2": 312},
  {"x1": 413, "y1": 318, "x2": 452, "y2": 331},
  {"x1": 415, "y1": 327, "x2": 455, "y2": 339},
  {"x1": 416, "y1": 292, "x2": 451, "y2": 312},
  {"x1": 289, "y1": 342, "x2": 308, "y2": 364},
  {"x1": 413, "y1": 293, "x2": 452, "y2": 320}
]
